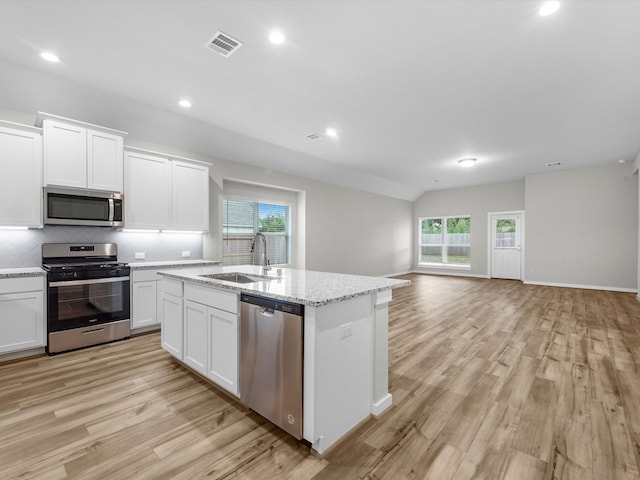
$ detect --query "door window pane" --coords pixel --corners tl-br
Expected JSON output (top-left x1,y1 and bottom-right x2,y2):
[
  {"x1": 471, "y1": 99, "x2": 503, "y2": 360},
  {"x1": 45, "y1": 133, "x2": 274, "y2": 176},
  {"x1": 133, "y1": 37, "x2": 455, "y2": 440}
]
[{"x1": 495, "y1": 219, "x2": 516, "y2": 248}]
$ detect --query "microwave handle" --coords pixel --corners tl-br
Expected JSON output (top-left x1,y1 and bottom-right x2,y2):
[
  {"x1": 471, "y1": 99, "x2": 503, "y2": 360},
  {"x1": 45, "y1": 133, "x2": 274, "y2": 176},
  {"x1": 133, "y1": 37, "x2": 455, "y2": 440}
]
[{"x1": 108, "y1": 198, "x2": 114, "y2": 222}]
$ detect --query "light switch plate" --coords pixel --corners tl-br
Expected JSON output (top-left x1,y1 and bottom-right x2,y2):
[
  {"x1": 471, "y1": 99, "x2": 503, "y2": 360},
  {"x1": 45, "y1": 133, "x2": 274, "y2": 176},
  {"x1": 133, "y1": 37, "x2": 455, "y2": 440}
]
[
  {"x1": 134, "y1": 252, "x2": 145, "y2": 260},
  {"x1": 182, "y1": 250, "x2": 191, "y2": 258}
]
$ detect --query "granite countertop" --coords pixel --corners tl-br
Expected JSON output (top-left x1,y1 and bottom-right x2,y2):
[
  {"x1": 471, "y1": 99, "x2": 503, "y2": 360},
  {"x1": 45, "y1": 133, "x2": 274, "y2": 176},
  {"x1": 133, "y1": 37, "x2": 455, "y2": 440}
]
[
  {"x1": 158, "y1": 265, "x2": 410, "y2": 307},
  {"x1": 0, "y1": 267, "x2": 47, "y2": 279},
  {"x1": 127, "y1": 260, "x2": 220, "y2": 270}
]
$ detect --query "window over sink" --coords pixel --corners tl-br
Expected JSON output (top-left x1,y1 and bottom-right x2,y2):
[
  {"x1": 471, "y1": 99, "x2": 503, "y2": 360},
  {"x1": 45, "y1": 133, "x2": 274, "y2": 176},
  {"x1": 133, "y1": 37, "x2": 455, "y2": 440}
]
[{"x1": 222, "y1": 199, "x2": 291, "y2": 266}]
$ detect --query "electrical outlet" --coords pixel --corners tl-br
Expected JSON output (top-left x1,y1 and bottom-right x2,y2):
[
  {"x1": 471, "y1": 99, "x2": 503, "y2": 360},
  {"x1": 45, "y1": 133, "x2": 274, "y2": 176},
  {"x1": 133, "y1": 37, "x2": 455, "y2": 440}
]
[
  {"x1": 182, "y1": 250, "x2": 191, "y2": 258},
  {"x1": 340, "y1": 322, "x2": 353, "y2": 339},
  {"x1": 134, "y1": 252, "x2": 145, "y2": 260}
]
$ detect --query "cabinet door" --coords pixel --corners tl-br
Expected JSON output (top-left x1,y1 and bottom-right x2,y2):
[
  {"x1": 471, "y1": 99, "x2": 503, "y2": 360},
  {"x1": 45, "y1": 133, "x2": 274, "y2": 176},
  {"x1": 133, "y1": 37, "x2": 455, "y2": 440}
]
[
  {"x1": 171, "y1": 161, "x2": 209, "y2": 231},
  {"x1": 44, "y1": 120, "x2": 87, "y2": 188},
  {"x1": 160, "y1": 292, "x2": 183, "y2": 359},
  {"x1": 87, "y1": 129, "x2": 124, "y2": 192},
  {"x1": 0, "y1": 125, "x2": 42, "y2": 227},
  {"x1": 184, "y1": 300, "x2": 209, "y2": 376},
  {"x1": 131, "y1": 281, "x2": 158, "y2": 329},
  {"x1": 124, "y1": 151, "x2": 171, "y2": 229},
  {"x1": 0, "y1": 291, "x2": 45, "y2": 354},
  {"x1": 208, "y1": 307, "x2": 239, "y2": 396}
]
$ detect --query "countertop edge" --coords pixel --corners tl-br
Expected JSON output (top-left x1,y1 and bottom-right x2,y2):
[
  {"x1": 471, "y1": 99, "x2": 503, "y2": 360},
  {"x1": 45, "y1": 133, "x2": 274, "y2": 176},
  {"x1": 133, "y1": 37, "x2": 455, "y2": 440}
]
[
  {"x1": 0, "y1": 267, "x2": 47, "y2": 279},
  {"x1": 157, "y1": 269, "x2": 411, "y2": 307},
  {"x1": 128, "y1": 260, "x2": 220, "y2": 270}
]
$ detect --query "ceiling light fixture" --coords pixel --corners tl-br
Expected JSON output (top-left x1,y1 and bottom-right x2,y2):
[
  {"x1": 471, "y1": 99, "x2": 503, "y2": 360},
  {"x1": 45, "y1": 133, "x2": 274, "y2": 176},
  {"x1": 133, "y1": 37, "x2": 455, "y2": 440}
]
[
  {"x1": 539, "y1": 1, "x2": 560, "y2": 16},
  {"x1": 269, "y1": 31, "x2": 286, "y2": 45},
  {"x1": 40, "y1": 51, "x2": 60, "y2": 63},
  {"x1": 178, "y1": 99, "x2": 192, "y2": 108},
  {"x1": 458, "y1": 158, "x2": 477, "y2": 168},
  {"x1": 325, "y1": 127, "x2": 338, "y2": 139}
]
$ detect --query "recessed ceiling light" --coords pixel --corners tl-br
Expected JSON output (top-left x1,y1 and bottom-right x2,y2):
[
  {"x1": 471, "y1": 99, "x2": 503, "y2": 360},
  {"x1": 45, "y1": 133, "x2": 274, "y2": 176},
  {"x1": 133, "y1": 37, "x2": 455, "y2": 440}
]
[
  {"x1": 325, "y1": 127, "x2": 339, "y2": 139},
  {"x1": 178, "y1": 99, "x2": 192, "y2": 108},
  {"x1": 40, "y1": 51, "x2": 60, "y2": 63},
  {"x1": 617, "y1": 158, "x2": 627, "y2": 164},
  {"x1": 458, "y1": 158, "x2": 477, "y2": 168},
  {"x1": 539, "y1": 1, "x2": 560, "y2": 16},
  {"x1": 269, "y1": 31, "x2": 285, "y2": 45}
]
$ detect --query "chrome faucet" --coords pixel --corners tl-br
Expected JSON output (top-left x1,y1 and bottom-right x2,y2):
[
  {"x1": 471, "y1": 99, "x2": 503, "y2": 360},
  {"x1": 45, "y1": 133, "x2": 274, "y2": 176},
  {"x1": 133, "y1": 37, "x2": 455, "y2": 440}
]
[{"x1": 251, "y1": 232, "x2": 271, "y2": 271}]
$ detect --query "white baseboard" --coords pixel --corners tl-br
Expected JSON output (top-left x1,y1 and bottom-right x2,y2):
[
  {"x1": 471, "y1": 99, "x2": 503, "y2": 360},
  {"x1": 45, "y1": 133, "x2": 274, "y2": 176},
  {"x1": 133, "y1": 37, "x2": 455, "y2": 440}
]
[
  {"x1": 412, "y1": 270, "x2": 490, "y2": 279},
  {"x1": 382, "y1": 271, "x2": 413, "y2": 278},
  {"x1": 524, "y1": 280, "x2": 637, "y2": 293},
  {"x1": 0, "y1": 346, "x2": 45, "y2": 363},
  {"x1": 372, "y1": 393, "x2": 393, "y2": 416}
]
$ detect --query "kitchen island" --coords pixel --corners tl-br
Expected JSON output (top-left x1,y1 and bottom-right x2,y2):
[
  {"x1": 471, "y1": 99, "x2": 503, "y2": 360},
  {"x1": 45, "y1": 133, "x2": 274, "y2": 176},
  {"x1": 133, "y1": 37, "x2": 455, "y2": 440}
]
[{"x1": 157, "y1": 265, "x2": 409, "y2": 454}]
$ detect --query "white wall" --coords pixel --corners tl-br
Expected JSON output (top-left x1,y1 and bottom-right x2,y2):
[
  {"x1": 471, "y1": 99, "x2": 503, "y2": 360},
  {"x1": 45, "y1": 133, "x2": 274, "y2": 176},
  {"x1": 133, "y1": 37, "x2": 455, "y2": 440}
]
[
  {"x1": 635, "y1": 152, "x2": 640, "y2": 298},
  {"x1": 525, "y1": 164, "x2": 638, "y2": 291},
  {"x1": 413, "y1": 181, "x2": 525, "y2": 276},
  {"x1": 195, "y1": 154, "x2": 412, "y2": 277},
  {"x1": 0, "y1": 60, "x2": 413, "y2": 277}
]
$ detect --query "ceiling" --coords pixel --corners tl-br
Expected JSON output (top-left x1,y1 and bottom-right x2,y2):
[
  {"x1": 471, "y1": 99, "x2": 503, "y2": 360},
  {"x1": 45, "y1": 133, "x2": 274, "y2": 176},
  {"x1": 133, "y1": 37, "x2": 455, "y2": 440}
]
[{"x1": 0, "y1": 0, "x2": 639, "y2": 201}]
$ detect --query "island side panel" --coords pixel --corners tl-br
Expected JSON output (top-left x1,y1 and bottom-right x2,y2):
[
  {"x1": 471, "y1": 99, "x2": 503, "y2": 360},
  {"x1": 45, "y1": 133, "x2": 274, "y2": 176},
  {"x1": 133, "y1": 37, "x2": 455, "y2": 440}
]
[
  {"x1": 303, "y1": 294, "x2": 374, "y2": 454},
  {"x1": 372, "y1": 289, "x2": 393, "y2": 415}
]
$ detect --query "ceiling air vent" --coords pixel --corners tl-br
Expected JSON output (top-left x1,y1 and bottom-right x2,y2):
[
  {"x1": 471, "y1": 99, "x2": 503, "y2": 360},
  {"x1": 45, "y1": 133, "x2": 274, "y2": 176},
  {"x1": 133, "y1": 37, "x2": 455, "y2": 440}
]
[
  {"x1": 205, "y1": 31, "x2": 243, "y2": 57},
  {"x1": 306, "y1": 133, "x2": 322, "y2": 140}
]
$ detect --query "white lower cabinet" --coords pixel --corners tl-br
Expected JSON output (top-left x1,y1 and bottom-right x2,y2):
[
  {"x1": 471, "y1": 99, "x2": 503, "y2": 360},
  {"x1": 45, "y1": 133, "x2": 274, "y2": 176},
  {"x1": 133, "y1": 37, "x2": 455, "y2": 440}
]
[
  {"x1": 159, "y1": 279, "x2": 183, "y2": 360},
  {"x1": 168, "y1": 281, "x2": 240, "y2": 396},
  {"x1": 184, "y1": 300, "x2": 208, "y2": 376},
  {"x1": 0, "y1": 277, "x2": 45, "y2": 354},
  {"x1": 207, "y1": 306, "x2": 239, "y2": 395},
  {"x1": 131, "y1": 280, "x2": 158, "y2": 329}
]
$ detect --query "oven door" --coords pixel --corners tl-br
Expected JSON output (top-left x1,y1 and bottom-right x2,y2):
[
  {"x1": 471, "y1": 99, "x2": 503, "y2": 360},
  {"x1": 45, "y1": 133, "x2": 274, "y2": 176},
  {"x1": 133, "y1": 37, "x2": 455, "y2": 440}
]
[{"x1": 48, "y1": 276, "x2": 131, "y2": 332}]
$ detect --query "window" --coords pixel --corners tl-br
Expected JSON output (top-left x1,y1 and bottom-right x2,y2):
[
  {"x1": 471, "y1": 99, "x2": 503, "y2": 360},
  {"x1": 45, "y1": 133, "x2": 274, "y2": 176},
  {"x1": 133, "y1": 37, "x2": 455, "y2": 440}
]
[
  {"x1": 222, "y1": 199, "x2": 291, "y2": 266},
  {"x1": 419, "y1": 216, "x2": 471, "y2": 266}
]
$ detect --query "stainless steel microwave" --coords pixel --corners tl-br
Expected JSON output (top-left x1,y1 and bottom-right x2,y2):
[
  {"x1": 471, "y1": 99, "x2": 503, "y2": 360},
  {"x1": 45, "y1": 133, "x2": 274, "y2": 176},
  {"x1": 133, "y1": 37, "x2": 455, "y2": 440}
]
[{"x1": 44, "y1": 187, "x2": 124, "y2": 227}]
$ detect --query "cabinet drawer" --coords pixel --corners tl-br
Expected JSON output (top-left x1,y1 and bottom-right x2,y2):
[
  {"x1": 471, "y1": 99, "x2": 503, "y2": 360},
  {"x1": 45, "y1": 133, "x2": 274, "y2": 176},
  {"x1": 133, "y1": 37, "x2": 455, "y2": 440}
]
[
  {"x1": 0, "y1": 276, "x2": 45, "y2": 295},
  {"x1": 132, "y1": 269, "x2": 161, "y2": 283},
  {"x1": 159, "y1": 278, "x2": 183, "y2": 297},
  {"x1": 185, "y1": 283, "x2": 238, "y2": 314}
]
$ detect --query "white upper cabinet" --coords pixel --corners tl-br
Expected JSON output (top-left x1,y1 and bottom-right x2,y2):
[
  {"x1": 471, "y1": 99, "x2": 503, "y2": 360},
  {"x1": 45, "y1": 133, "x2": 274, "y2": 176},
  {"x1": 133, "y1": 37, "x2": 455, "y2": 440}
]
[
  {"x1": 0, "y1": 121, "x2": 43, "y2": 227},
  {"x1": 42, "y1": 120, "x2": 86, "y2": 188},
  {"x1": 124, "y1": 147, "x2": 209, "y2": 232},
  {"x1": 38, "y1": 113, "x2": 126, "y2": 192},
  {"x1": 87, "y1": 129, "x2": 124, "y2": 191},
  {"x1": 124, "y1": 150, "x2": 171, "y2": 229},
  {"x1": 171, "y1": 160, "x2": 209, "y2": 231}
]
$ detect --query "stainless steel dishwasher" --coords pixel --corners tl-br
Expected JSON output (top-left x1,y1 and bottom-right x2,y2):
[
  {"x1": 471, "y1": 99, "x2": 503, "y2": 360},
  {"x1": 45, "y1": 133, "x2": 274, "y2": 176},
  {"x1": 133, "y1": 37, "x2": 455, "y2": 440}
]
[{"x1": 240, "y1": 293, "x2": 304, "y2": 439}]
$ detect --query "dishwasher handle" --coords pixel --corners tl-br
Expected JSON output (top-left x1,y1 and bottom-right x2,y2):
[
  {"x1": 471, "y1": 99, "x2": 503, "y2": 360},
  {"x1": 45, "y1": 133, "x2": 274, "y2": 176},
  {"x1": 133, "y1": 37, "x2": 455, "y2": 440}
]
[{"x1": 241, "y1": 293, "x2": 304, "y2": 317}]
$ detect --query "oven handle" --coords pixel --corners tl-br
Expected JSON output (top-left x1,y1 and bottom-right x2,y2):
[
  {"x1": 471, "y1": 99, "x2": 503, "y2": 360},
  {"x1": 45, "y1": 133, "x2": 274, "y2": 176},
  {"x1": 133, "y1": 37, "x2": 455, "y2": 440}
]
[{"x1": 49, "y1": 276, "x2": 130, "y2": 287}]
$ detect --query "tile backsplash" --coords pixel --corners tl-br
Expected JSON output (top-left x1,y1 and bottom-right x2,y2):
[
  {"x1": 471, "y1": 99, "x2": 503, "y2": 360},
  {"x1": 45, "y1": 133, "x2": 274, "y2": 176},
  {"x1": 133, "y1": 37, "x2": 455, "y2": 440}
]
[{"x1": 0, "y1": 226, "x2": 203, "y2": 267}]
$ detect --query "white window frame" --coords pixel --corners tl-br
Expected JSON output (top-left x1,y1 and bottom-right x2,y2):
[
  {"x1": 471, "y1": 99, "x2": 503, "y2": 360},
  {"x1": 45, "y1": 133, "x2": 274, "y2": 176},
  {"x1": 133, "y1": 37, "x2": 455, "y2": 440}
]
[
  {"x1": 418, "y1": 215, "x2": 471, "y2": 269},
  {"x1": 222, "y1": 197, "x2": 293, "y2": 267}
]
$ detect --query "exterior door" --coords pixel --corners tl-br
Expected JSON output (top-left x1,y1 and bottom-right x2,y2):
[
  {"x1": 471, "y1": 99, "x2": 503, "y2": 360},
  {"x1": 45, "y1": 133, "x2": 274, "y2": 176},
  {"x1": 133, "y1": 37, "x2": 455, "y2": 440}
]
[{"x1": 490, "y1": 213, "x2": 523, "y2": 280}]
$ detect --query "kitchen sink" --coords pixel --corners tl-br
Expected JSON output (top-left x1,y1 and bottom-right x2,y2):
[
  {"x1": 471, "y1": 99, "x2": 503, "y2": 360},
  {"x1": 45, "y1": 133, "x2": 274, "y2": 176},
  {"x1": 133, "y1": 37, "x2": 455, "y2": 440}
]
[{"x1": 200, "y1": 272, "x2": 275, "y2": 284}]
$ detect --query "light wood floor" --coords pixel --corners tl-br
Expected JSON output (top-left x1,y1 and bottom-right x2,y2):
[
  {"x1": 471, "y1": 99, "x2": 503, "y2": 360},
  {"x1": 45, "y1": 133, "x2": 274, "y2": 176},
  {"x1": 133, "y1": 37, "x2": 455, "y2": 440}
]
[{"x1": 2, "y1": 274, "x2": 640, "y2": 479}]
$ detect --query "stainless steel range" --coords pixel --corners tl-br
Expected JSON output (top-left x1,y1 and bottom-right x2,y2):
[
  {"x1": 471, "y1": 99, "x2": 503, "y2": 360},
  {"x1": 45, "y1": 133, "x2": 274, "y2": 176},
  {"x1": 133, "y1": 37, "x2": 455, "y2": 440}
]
[{"x1": 42, "y1": 243, "x2": 131, "y2": 354}]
